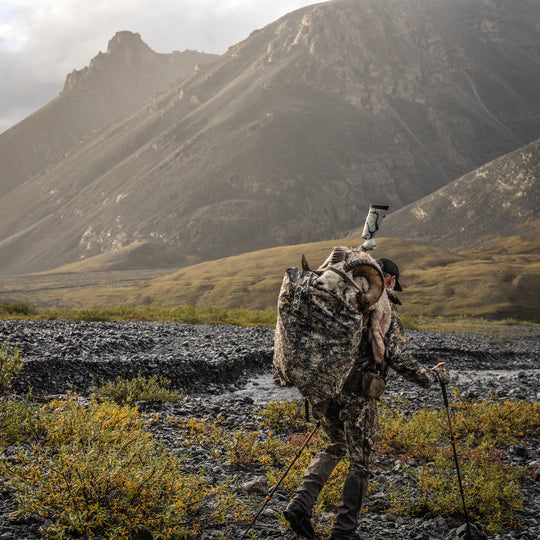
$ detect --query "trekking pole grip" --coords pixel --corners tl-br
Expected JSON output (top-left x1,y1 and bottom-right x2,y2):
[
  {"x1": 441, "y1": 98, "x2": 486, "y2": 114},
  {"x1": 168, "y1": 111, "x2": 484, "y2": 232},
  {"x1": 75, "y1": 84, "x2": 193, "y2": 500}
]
[{"x1": 432, "y1": 362, "x2": 450, "y2": 407}]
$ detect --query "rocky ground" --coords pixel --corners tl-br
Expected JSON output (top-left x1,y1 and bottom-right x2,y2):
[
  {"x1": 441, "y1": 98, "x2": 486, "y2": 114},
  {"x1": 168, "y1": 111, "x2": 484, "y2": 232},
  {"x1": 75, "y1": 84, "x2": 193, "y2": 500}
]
[{"x1": 0, "y1": 320, "x2": 539, "y2": 539}]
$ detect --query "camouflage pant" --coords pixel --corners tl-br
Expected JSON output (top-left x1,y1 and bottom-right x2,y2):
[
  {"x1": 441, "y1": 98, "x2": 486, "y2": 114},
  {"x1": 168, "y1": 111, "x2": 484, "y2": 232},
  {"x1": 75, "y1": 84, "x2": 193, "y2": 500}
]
[{"x1": 312, "y1": 393, "x2": 378, "y2": 476}]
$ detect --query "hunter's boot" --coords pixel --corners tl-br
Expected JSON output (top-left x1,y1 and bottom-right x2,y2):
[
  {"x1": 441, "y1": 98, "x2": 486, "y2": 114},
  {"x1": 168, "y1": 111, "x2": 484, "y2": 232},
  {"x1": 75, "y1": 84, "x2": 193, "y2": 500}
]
[
  {"x1": 284, "y1": 452, "x2": 341, "y2": 539},
  {"x1": 328, "y1": 470, "x2": 369, "y2": 539}
]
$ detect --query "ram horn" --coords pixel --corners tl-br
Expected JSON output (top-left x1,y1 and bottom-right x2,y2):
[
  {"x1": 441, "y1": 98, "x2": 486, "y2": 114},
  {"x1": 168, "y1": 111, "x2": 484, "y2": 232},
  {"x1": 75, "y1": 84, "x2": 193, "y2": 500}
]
[
  {"x1": 344, "y1": 259, "x2": 384, "y2": 306},
  {"x1": 316, "y1": 246, "x2": 349, "y2": 271}
]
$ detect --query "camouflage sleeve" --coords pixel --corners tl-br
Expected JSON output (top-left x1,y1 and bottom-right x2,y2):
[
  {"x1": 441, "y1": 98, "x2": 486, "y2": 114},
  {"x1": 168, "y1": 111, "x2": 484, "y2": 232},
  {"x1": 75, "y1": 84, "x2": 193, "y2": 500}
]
[{"x1": 385, "y1": 307, "x2": 436, "y2": 389}]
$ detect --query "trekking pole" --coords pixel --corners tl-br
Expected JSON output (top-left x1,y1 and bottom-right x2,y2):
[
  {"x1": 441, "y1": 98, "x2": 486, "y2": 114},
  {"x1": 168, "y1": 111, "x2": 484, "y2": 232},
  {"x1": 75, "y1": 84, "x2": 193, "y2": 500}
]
[
  {"x1": 240, "y1": 419, "x2": 321, "y2": 540},
  {"x1": 433, "y1": 362, "x2": 473, "y2": 540}
]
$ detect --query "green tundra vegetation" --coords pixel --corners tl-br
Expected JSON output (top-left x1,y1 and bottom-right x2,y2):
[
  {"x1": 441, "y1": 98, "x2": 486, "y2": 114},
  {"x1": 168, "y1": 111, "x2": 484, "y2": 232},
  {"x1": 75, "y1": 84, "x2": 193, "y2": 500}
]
[
  {"x1": 1, "y1": 347, "x2": 539, "y2": 539},
  {"x1": 0, "y1": 301, "x2": 538, "y2": 337},
  {"x1": 0, "y1": 301, "x2": 277, "y2": 327}
]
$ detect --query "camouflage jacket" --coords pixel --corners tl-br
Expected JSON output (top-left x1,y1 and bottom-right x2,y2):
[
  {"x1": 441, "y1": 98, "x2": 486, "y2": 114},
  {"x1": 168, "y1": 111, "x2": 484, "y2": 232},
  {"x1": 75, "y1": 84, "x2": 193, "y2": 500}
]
[
  {"x1": 385, "y1": 294, "x2": 436, "y2": 388},
  {"x1": 350, "y1": 291, "x2": 436, "y2": 389}
]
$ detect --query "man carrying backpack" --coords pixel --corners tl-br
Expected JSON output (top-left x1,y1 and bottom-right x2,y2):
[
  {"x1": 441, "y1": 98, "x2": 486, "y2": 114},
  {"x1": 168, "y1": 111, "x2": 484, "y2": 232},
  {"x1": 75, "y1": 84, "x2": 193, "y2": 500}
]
[{"x1": 283, "y1": 258, "x2": 450, "y2": 540}]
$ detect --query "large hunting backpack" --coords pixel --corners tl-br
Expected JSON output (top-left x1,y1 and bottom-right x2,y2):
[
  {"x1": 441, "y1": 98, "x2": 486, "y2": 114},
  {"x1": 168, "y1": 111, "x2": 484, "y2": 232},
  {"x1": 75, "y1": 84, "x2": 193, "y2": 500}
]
[{"x1": 272, "y1": 266, "x2": 365, "y2": 404}]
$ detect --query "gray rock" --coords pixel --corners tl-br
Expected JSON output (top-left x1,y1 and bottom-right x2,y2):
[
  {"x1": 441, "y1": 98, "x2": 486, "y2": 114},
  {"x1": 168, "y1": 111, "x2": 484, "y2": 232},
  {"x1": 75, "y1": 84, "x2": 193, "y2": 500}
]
[{"x1": 241, "y1": 476, "x2": 268, "y2": 495}]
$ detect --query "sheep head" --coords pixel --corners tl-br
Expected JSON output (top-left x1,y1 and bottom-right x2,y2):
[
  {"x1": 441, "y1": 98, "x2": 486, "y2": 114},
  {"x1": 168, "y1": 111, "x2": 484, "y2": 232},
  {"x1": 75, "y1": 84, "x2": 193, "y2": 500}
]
[{"x1": 302, "y1": 247, "x2": 384, "y2": 311}]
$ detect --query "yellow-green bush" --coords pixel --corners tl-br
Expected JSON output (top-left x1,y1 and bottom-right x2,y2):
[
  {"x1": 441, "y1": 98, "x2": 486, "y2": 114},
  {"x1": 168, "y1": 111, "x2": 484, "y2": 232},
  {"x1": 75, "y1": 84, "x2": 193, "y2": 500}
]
[
  {"x1": 374, "y1": 395, "x2": 540, "y2": 532},
  {"x1": 171, "y1": 415, "x2": 226, "y2": 451},
  {"x1": 93, "y1": 373, "x2": 183, "y2": 404},
  {"x1": 0, "y1": 394, "x2": 41, "y2": 445},
  {"x1": 262, "y1": 396, "x2": 536, "y2": 534},
  {"x1": 0, "y1": 397, "x2": 241, "y2": 539},
  {"x1": 0, "y1": 302, "x2": 37, "y2": 318},
  {"x1": 1, "y1": 388, "x2": 538, "y2": 538},
  {"x1": 257, "y1": 399, "x2": 306, "y2": 432},
  {"x1": 452, "y1": 394, "x2": 540, "y2": 446},
  {"x1": 401, "y1": 316, "x2": 420, "y2": 330},
  {"x1": 0, "y1": 345, "x2": 38, "y2": 445},
  {"x1": 387, "y1": 446, "x2": 525, "y2": 533},
  {"x1": 3, "y1": 303, "x2": 277, "y2": 326},
  {"x1": 0, "y1": 344, "x2": 23, "y2": 400},
  {"x1": 378, "y1": 402, "x2": 446, "y2": 461},
  {"x1": 226, "y1": 429, "x2": 294, "y2": 469}
]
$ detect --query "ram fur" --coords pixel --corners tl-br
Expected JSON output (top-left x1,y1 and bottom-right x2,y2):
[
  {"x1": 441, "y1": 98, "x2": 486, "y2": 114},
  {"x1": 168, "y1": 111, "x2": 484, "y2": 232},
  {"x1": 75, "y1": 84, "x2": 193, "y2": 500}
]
[{"x1": 304, "y1": 248, "x2": 392, "y2": 364}]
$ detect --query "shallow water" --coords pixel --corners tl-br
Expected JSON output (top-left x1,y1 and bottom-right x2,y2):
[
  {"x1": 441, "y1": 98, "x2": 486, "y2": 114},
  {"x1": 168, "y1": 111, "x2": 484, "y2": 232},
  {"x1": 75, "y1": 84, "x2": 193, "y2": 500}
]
[
  {"x1": 230, "y1": 368, "x2": 540, "y2": 405},
  {"x1": 227, "y1": 372, "x2": 302, "y2": 403}
]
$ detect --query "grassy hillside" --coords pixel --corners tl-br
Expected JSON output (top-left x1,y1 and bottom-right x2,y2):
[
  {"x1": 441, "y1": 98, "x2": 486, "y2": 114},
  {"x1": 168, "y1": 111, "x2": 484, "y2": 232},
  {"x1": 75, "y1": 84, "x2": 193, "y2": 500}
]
[
  {"x1": 124, "y1": 236, "x2": 462, "y2": 311},
  {"x1": 126, "y1": 228, "x2": 539, "y2": 320},
  {"x1": 1, "y1": 222, "x2": 538, "y2": 321}
]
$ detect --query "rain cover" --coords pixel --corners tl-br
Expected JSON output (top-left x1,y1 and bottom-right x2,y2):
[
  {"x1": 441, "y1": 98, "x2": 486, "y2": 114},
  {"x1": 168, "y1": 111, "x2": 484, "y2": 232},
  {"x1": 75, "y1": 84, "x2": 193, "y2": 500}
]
[{"x1": 273, "y1": 267, "x2": 364, "y2": 404}]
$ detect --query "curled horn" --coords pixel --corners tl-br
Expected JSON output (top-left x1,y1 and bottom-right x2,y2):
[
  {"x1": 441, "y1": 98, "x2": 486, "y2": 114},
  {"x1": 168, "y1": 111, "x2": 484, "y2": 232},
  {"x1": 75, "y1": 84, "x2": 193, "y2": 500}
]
[
  {"x1": 344, "y1": 259, "x2": 384, "y2": 306},
  {"x1": 344, "y1": 259, "x2": 362, "y2": 272},
  {"x1": 316, "y1": 246, "x2": 349, "y2": 271}
]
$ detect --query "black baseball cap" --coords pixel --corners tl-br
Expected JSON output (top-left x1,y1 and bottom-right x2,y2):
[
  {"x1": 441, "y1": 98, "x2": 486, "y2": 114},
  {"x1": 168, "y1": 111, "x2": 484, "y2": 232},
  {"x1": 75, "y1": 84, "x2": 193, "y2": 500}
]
[{"x1": 377, "y1": 258, "x2": 403, "y2": 291}]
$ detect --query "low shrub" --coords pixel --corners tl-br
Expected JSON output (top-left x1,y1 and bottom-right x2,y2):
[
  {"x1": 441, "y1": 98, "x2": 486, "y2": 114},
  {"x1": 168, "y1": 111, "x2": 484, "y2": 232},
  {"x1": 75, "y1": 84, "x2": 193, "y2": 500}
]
[
  {"x1": 92, "y1": 373, "x2": 183, "y2": 404},
  {"x1": 387, "y1": 447, "x2": 526, "y2": 533},
  {"x1": 374, "y1": 394, "x2": 540, "y2": 532},
  {"x1": 378, "y1": 402, "x2": 445, "y2": 461},
  {"x1": 0, "y1": 397, "x2": 243, "y2": 539},
  {"x1": 2, "y1": 303, "x2": 277, "y2": 326},
  {"x1": 0, "y1": 394, "x2": 41, "y2": 445},
  {"x1": 257, "y1": 399, "x2": 307, "y2": 432},
  {"x1": 170, "y1": 415, "x2": 227, "y2": 460},
  {"x1": 452, "y1": 394, "x2": 540, "y2": 446},
  {"x1": 401, "y1": 316, "x2": 420, "y2": 330},
  {"x1": 0, "y1": 343, "x2": 23, "y2": 401},
  {"x1": 1, "y1": 391, "x2": 537, "y2": 537},
  {"x1": 0, "y1": 302, "x2": 37, "y2": 317}
]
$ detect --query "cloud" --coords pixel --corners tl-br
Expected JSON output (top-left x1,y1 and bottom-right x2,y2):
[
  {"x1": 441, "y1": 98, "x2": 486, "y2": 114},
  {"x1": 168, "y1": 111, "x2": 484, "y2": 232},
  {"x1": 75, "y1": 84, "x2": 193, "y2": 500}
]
[{"x1": 0, "y1": 0, "x2": 315, "y2": 133}]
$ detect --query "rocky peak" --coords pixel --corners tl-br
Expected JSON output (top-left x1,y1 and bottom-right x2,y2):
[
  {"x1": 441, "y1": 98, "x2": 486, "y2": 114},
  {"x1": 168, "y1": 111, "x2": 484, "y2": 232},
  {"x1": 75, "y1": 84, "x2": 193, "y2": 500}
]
[
  {"x1": 63, "y1": 31, "x2": 157, "y2": 93},
  {"x1": 382, "y1": 138, "x2": 540, "y2": 250},
  {"x1": 106, "y1": 31, "x2": 151, "y2": 55}
]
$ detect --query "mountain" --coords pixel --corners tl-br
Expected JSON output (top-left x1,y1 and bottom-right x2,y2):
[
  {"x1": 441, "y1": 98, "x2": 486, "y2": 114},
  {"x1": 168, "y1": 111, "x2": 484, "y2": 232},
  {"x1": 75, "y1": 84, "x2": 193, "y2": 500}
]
[
  {"x1": 1, "y1": 0, "x2": 539, "y2": 274},
  {"x1": 0, "y1": 31, "x2": 218, "y2": 197},
  {"x1": 382, "y1": 138, "x2": 540, "y2": 250}
]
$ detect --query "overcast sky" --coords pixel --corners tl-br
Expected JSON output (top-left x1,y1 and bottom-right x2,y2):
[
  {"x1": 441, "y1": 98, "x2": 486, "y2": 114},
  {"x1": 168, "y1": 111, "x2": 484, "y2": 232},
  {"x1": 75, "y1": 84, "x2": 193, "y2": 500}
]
[{"x1": 0, "y1": 0, "x2": 318, "y2": 134}]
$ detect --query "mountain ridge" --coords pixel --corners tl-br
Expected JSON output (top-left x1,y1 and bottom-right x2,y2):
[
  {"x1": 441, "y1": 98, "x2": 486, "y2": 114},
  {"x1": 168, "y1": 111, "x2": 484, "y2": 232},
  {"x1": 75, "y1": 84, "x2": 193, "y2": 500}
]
[
  {"x1": 0, "y1": 0, "x2": 539, "y2": 274},
  {"x1": 382, "y1": 138, "x2": 540, "y2": 250},
  {"x1": 0, "y1": 31, "x2": 218, "y2": 197}
]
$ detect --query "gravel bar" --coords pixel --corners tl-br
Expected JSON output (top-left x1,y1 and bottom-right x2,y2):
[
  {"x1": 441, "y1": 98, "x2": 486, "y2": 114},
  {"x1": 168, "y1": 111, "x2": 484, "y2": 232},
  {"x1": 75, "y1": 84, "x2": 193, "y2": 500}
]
[{"x1": 0, "y1": 320, "x2": 539, "y2": 540}]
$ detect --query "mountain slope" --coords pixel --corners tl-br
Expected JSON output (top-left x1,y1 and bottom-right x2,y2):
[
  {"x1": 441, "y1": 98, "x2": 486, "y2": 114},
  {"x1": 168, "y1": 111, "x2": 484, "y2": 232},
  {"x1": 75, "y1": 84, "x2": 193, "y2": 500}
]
[
  {"x1": 382, "y1": 138, "x2": 540, "y2": 250},
  {"x1": 1, "y1": 0, "x2": 539, "y2": 274},
  {"x1": 0, "y1": 31, "x2": 217, "y2": 197}
]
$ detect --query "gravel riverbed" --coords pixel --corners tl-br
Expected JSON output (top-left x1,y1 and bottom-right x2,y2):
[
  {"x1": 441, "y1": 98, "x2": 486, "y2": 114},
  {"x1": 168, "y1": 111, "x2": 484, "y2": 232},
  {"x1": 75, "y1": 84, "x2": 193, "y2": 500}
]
[{"x1": 0, "y1": 320, "x2": 539, "y2": 540}]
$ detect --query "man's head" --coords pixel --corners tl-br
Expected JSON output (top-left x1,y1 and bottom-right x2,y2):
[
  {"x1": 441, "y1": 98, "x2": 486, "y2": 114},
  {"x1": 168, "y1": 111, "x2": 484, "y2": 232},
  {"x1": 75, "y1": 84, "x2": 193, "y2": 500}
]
[{"x1": 377, "y1": 258, "x2": 403, "y2": 291}]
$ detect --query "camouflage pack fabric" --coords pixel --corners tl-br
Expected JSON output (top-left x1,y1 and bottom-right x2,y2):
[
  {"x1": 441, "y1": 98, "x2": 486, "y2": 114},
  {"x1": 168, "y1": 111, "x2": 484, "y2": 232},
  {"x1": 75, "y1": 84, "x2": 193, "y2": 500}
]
[{"x1": 273, "y1": 267, "x2": 364, "y2": 404}]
